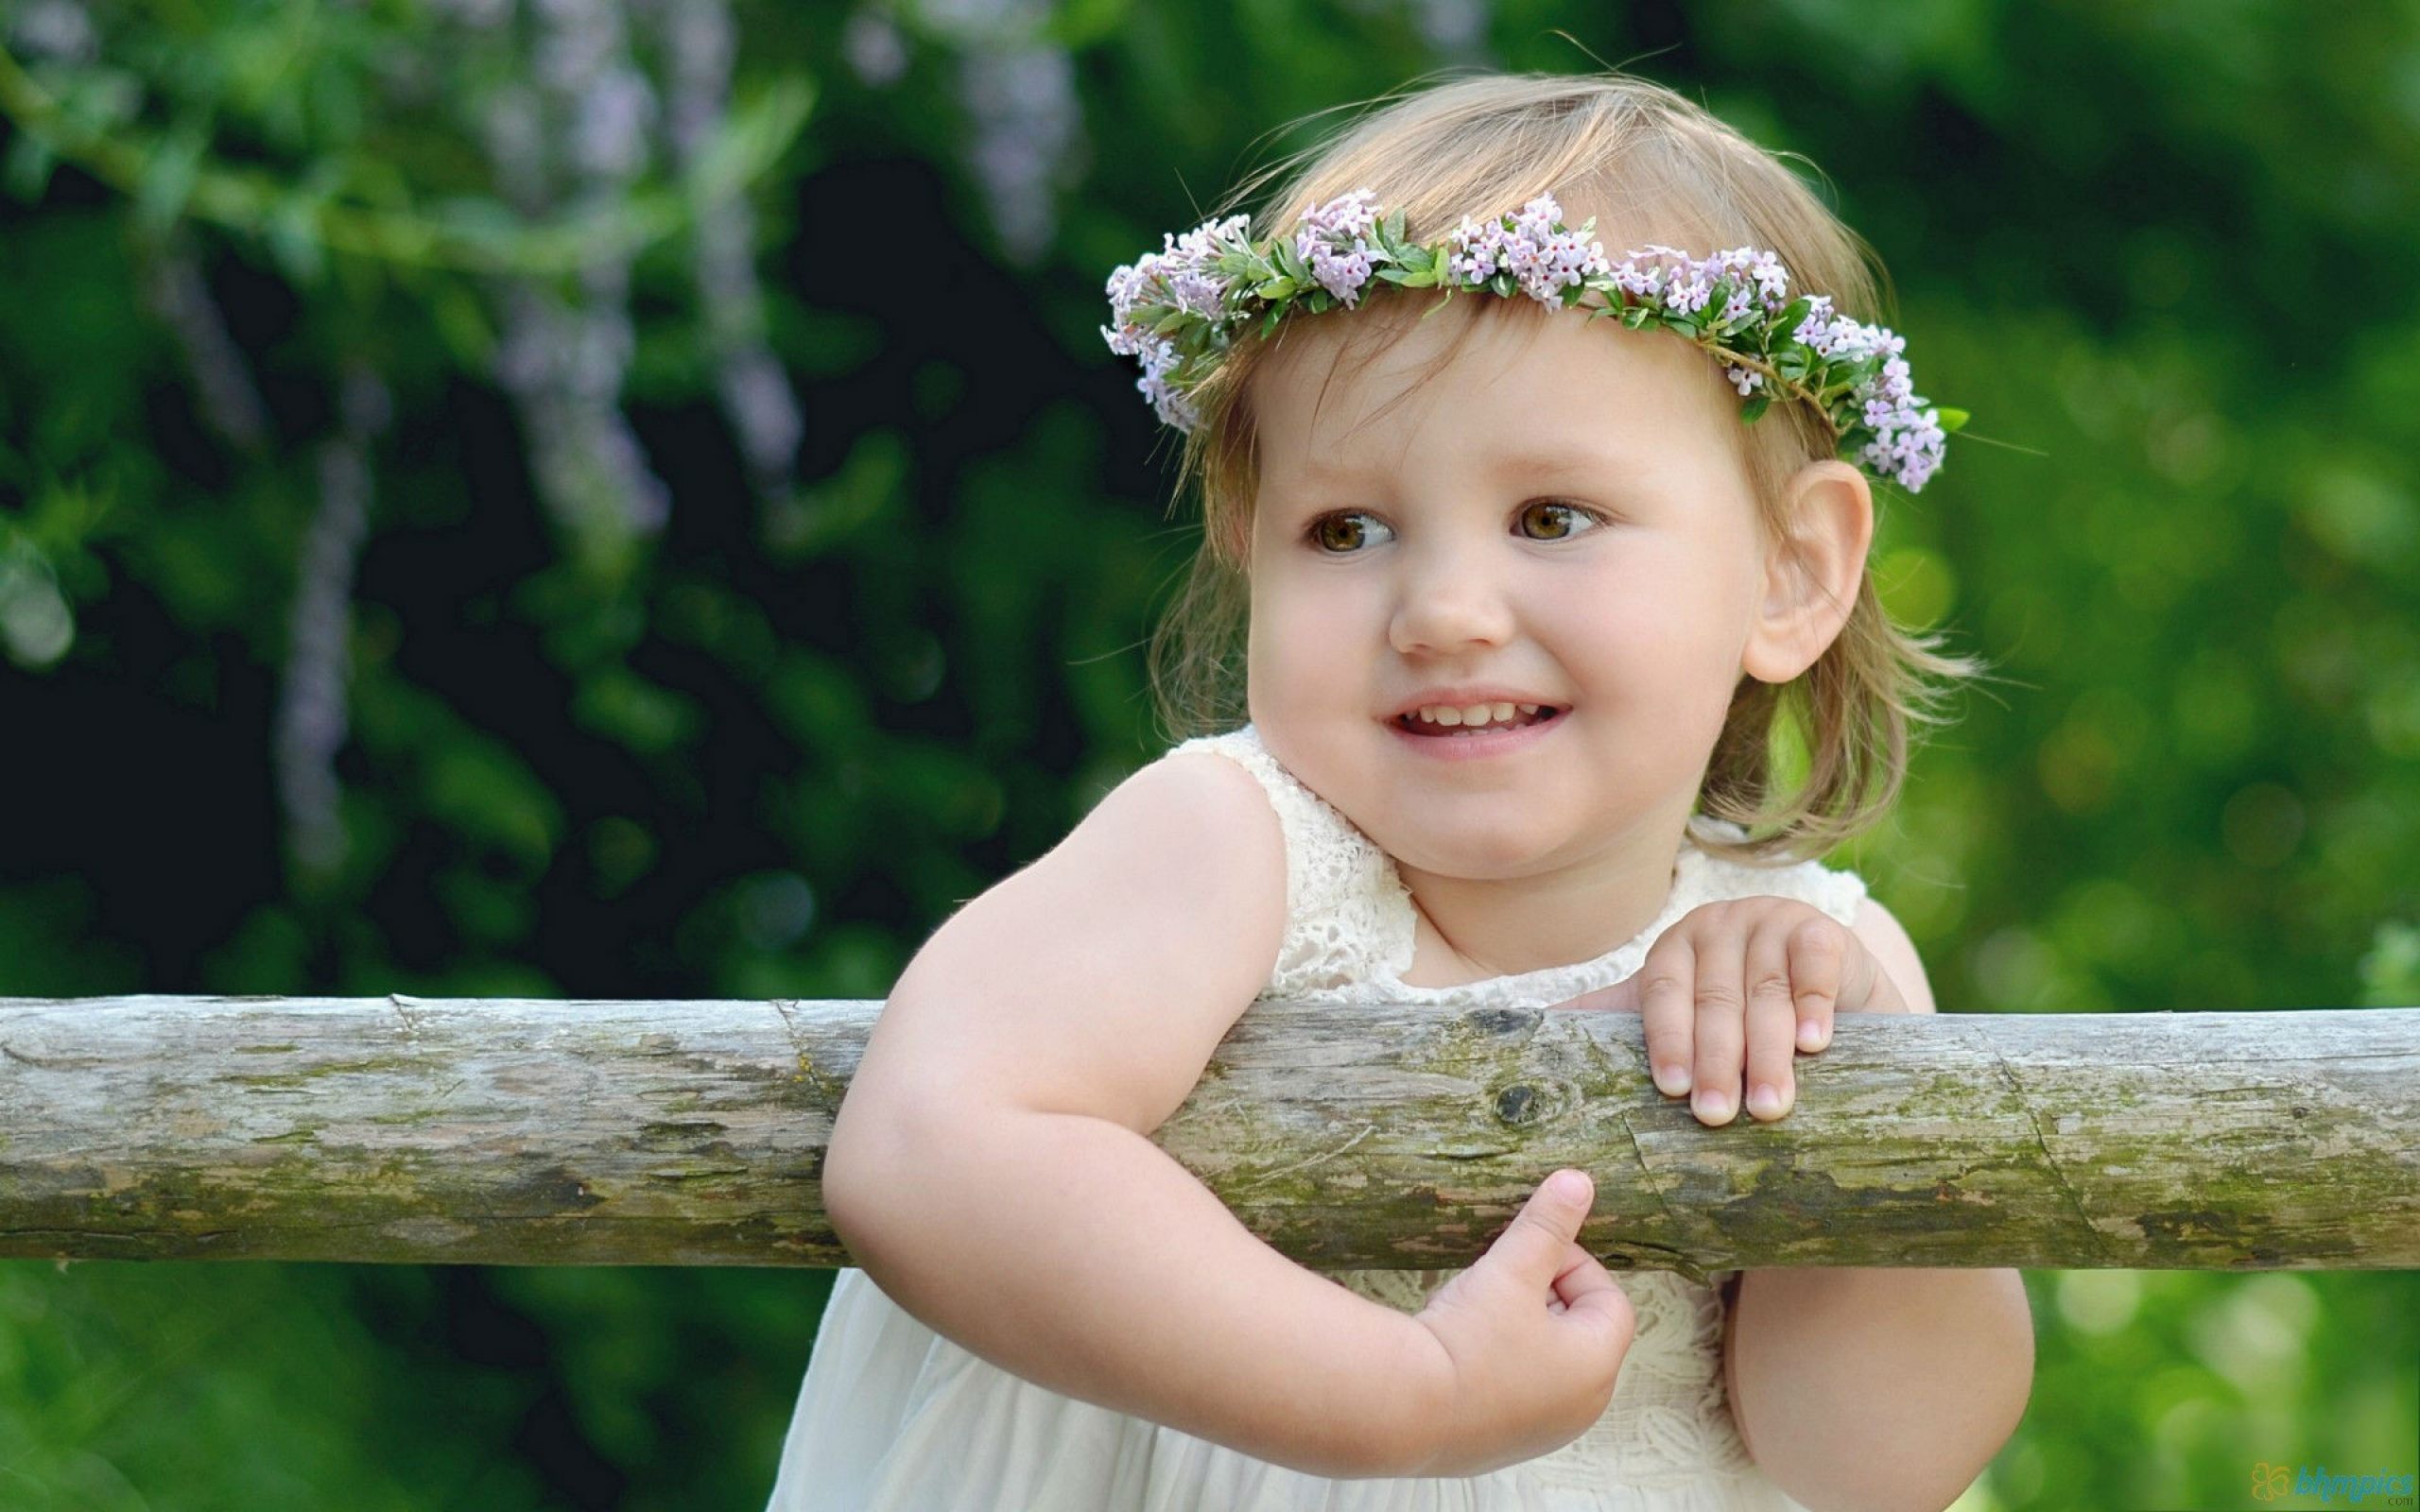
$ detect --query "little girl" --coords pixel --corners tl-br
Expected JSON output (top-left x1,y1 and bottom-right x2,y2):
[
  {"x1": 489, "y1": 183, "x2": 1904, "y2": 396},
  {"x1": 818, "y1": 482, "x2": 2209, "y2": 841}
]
[{"x1": 767, "y1": 70, "x2": 2034, "y2": 1511}]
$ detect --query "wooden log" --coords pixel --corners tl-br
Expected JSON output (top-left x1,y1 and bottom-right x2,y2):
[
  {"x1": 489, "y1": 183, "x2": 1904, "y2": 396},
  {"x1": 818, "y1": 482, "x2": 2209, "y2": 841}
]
[{"x1": 1, "y1": 995, "x2": 2412, "y2": 1279}]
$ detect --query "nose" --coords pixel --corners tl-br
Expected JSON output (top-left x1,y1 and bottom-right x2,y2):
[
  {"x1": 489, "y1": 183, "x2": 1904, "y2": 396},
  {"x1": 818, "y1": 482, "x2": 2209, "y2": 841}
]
[{"x1": 1388, "y1": 539, "x2": 1516, "y2": 656}]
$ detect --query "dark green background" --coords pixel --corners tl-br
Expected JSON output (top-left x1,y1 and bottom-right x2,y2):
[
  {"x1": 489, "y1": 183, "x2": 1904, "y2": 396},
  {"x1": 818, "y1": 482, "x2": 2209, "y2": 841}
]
[{"x1": 1, "y1": 1, "x2": 2413, "y2": 1507}]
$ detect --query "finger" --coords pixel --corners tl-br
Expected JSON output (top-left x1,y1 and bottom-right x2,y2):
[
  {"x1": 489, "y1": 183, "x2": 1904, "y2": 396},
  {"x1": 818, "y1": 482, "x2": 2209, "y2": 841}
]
[
  {"x1": 1548, "y1": 1235, "x2": 1629, "y2": 1324},
  {"x1": 1550, "y1": 1239, "x2": 1616, "y2": 1309},
  {"x1": 1634, "y1": 937, "x2": 1697, "y2": 1098},
  {"x1": 1533, "y1": 1183, "x2": 1627, "y2": 1347},
  {"x1": 1840, "y1": 933, "x2": 1912, "y2": 1014},
  {"x1": 1496, "y1": 1170, "x2": 1593, "y2": 1280},
  {"x1": 1788, "y1": 916, "x2": 1842, "y2": 1052},
  {"x1": 1743, "y1": 919, "x2": 1802, "y2": 1121},
  {"x1": 1554, "y1": 1253, "x2": 1637, "y2": 1350},
  {"x1": 1688, "y1": 924, "x2": 1747, "y2": 1126}
]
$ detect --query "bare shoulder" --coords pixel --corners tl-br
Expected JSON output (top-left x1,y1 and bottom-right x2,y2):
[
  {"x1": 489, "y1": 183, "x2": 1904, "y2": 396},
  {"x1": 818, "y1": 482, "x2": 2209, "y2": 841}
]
[
  {"x1": 1077, "y1": 748, "x2": 1291, "y2": 987},
  {"x1": 838, "y1": 746, "x2": 1290, "y2": 1146},
  {"x1": 1848, "y1": 893, "x2": 1937, "y2": 1015}
]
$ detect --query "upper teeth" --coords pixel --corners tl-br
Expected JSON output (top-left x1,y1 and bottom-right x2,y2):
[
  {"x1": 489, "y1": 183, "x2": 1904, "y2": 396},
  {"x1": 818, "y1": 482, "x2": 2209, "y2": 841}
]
[{"x1": 1409, "y1": 702, "x2": 1547, "y2": 728}]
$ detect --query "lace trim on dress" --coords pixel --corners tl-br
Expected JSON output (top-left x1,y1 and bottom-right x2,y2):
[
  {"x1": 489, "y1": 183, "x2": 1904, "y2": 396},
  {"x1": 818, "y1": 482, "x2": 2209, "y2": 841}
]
[{"x1": 1167, "y1": 728, "x2": 1410, "y2": 1002}]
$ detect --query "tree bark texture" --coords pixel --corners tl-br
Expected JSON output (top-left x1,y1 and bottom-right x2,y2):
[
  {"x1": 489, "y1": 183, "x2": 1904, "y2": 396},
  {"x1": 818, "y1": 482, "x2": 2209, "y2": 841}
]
[{"x1": 1, "y1": 996, "x2": 2411, "y2": 1279}]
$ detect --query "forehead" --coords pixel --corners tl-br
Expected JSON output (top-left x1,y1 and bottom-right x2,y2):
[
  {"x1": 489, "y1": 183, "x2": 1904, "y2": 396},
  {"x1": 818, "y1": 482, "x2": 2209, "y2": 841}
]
[{"x1": 1247, "y1": 293, "x2": 1736, "y2": 484}]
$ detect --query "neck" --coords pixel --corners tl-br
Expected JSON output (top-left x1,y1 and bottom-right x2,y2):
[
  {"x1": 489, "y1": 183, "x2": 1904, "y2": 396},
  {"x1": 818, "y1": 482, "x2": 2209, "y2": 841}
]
[{"x1": 1395, "y1": 795, "x2": 1698, "y2": 983}]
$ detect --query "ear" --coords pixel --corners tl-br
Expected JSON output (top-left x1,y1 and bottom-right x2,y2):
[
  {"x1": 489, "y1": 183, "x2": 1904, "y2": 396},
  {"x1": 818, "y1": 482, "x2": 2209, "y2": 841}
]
[{"x1": 1740, "y1": 459, "x2": 1874, "y2": 685}]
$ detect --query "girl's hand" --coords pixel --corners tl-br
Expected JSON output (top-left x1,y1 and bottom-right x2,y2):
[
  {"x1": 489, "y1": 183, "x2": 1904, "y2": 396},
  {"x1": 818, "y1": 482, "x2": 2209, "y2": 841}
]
[
  {"x1": 1398, "y1": 1170, "x2": 1638, "y2": 1477},
  {"x1": 1549, "y1": 898, "x2": 1908, "y2": 1125}
]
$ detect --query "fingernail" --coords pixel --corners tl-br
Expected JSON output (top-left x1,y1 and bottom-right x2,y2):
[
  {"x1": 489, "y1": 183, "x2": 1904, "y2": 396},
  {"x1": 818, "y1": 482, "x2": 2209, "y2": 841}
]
[
  {"x1": 1549, "y1": 1170, "x2": 1588, "y2": 1201},
  {"x1": 1693, "y1": 1088, "x2": 1732, "y2": 1122},
  {"x1": 1798, "y1": 1021, "x2": 1825, "y2": 1051},
  {"x1": 1655, "y1": 1063, "x2": 1691, "y2": 1095},
  {"x1": 1749, "y1": 1083, "x2": 1782, "y2": 1118}
]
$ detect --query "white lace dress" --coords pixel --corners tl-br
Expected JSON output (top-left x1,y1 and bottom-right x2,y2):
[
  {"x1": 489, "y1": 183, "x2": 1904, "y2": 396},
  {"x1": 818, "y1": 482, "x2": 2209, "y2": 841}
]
[{"x1": 767, "y1": 723, "x2": 1869, "y2": 1512}]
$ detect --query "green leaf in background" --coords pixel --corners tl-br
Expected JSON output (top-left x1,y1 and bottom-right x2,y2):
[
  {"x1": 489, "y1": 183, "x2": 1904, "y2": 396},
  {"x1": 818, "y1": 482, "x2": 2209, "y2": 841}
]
[
  {"x1": 2, "y1": 129, "x2": 57, "y2": 202},
  {"x1": 264, "y1": 190, "x2": 327, "y2": 286},
  {"x1": 130, "y1": 113, "x2": 209, "y2": 241}
]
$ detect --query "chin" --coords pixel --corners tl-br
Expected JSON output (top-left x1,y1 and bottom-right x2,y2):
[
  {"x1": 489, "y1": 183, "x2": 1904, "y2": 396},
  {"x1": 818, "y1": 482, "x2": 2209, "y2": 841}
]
[{"x1": 1386, "y1": 820, "x2": 1565, "y2": 878}]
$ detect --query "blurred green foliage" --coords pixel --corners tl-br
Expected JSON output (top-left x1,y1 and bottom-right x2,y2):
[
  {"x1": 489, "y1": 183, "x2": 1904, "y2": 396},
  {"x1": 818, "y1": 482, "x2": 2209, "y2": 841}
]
[{"x1": 0, "y1": 0, "x2": 2413, "y2": 1507}]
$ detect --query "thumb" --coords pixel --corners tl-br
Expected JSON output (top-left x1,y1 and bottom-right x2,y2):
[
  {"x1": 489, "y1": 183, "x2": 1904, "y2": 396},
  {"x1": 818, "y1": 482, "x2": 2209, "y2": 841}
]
[
  {"x1": 1493, "y1": 1170, "x2": 1593, "y2": 1270},
  {"x1": 1506, "y1": 1175, "x2": 1634, "y2": 1351}
]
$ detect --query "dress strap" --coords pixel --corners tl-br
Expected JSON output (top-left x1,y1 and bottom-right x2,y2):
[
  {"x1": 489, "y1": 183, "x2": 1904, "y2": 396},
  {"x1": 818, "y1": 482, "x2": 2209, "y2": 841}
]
[{"x1": 1163, "y1": 724, "x2": 1398, "y2": 999}]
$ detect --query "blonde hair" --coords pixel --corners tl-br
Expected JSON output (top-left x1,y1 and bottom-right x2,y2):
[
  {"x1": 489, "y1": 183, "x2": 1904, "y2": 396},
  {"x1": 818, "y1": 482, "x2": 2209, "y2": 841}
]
[{"x1": 1142, "y1": 68, "x2": 1991, "y2": 867}]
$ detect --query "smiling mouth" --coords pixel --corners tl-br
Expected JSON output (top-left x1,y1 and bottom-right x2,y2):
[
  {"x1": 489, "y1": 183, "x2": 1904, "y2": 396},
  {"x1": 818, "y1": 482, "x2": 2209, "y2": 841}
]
[{"x1": 1393, "y1": 707, "x2": 1565, "y2": 736}]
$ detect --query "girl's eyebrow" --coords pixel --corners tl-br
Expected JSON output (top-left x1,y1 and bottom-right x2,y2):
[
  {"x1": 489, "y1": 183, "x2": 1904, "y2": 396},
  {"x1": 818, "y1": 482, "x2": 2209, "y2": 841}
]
[{"x1": 1281, "y1": 444, "x2": 1632, "y2": 487}]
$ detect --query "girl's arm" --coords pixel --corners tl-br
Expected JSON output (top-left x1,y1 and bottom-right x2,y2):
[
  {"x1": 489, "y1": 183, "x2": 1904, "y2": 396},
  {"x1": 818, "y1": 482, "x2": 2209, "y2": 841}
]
[
  {"x1": 830, "y1": 1099, "x2": 1440, "y2": 1478},
  {"x1": 1724, "y1": 1264, "x2": 2033, "y2": 1512},
  {"x1": 1721, "y1": 897, "x2": 2036, "y2": 1512},
  {"x1": 822, "y1": 751, "x2": 1438, "y2": 1480}
]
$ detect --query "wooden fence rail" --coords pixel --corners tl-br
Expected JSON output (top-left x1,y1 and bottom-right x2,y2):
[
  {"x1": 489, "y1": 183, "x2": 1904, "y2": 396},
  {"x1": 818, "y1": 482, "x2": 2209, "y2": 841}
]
[{"x1": 2, "y1": 996, "x2": 2413, "y2": 1280}]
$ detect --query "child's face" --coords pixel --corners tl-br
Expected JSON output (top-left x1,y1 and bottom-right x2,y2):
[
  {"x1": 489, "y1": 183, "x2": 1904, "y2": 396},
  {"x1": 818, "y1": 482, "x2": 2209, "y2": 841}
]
[{"x1": 1243, "y1": 294, "x2": 1775, "y2": 880}]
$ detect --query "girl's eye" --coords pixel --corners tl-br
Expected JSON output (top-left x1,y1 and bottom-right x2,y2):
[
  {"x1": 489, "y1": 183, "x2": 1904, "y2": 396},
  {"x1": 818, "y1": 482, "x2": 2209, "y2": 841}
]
[
  {"x1": 1303, "y1": 500, "x2": 1608, "y2": 555},
  {"x1": 1520, "y1": 500, "x2": 1604, "y2": 541}
]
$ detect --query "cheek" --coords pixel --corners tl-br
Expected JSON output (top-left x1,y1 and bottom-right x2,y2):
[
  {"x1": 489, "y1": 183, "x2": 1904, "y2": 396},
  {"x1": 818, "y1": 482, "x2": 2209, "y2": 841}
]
[
  {"x1": 1541, "y1": 573, "x2": 1750, "y2": 710},
  {"x1": 1536, "y1": 576, "x2": 1711, "y2": 666},
  {"x1": 1247, "y1": 588, "x2": 1357, "y2": 703}
]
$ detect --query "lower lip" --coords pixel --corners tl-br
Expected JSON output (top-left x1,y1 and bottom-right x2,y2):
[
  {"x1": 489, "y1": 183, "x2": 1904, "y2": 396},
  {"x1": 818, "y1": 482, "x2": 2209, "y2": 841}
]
[{"x1": 1385, "y1": 708, "x2": 1567, "y2": 761}]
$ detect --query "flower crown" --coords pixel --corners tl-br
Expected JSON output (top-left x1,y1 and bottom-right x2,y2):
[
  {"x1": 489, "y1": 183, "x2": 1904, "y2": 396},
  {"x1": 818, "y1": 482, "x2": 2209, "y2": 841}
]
[{"x1": 1100, "y1": 189, "x2": 1967, "y2": 494}]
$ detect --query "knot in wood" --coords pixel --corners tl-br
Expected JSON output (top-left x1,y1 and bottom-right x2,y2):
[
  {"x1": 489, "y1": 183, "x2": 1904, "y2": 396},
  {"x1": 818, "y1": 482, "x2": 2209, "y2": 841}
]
[
  {"x1": 1492, "y1": 1078, "x2": 1578, "y2": 1126},
  {"x1": 1462, "y1": 1007, "x2": 1537, "y2": 1039}
]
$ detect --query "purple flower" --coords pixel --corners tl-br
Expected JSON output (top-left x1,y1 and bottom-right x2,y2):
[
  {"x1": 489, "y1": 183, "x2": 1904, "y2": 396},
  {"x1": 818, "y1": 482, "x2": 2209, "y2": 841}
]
[
  {"x1": 1861, "y1": 407, "x2": 1946, "y2": 491},
  {"x1": 1456, "y1": 194, "x2": 1612, "y2": 305},
  {"x1": 1292, "y1": 189, "x2": 1383, "y2": 307},
  {"x1": 1446, "y1": 212, "x2": 1509, "y2": 286},
  {"x1": 1611, "y1": 258, "x2": 1666, "y2": 300},
  {"x1": 1444, "y1": 194, "x2": 1608, "y2": 301},
  {"x1": 1103, "y1": 212, "x2": 1249, "y2": 337},
  {"x1": 1745, "y1": 249, "x2": 1789, "y2": 309},
  {"x1": 1108, "y1": 331, "x2": 1197, "y2": 430},
  {"x1": 1662, "y1": 265, "x2": 1713, "y2": 316}
]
